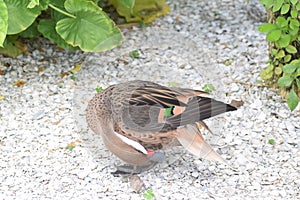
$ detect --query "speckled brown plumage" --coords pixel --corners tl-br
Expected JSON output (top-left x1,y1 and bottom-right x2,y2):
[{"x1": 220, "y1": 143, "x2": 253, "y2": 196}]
[{"x1": 86, "y1": 80, "x2": 237, "y2": 173}]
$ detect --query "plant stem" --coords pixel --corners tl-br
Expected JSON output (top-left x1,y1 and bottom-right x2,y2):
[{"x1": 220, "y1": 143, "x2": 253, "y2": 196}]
[{"x1": 49, "y1": 4, "x2": 76, "y2": 19}]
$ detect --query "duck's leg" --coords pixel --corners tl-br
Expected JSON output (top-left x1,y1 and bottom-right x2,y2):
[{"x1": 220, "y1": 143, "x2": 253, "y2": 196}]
[{"x1": 112, "y1": 152, "x2": 166, "y2": 175}]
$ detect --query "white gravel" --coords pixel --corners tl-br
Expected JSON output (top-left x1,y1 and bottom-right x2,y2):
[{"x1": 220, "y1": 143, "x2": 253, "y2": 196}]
[{"x1": 1, "y1": 0, "x2": 299, "y2": 199}]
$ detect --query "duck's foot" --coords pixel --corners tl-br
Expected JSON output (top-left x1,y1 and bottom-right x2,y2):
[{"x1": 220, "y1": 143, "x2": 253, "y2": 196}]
[
  {"x1": 111, "y1": 152, "x2": 166, "y2": 175},
  {"x1": 112, "y1": 161, "x2": 157, "y2": 175}
]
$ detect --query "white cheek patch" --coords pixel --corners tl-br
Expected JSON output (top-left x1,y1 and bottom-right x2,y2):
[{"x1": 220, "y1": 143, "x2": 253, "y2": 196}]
[{"x1": 114, "y1": 132, "x2": 148, "y2": 155}]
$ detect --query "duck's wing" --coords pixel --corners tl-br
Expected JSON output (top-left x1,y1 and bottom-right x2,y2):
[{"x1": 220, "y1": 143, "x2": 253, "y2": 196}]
[{"x1": 119, "y1": 82, "x2": 236, "y2": 132}]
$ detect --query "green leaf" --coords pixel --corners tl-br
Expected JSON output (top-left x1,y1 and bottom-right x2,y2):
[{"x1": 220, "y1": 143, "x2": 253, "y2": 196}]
[
  {"x1": 289, "y1": 19, "x2": 300, "y2": 30},
  {"x1": 275, "y1": 67, "x2": 282, "y2": 75},
  {"x1": 284, "y1": 55, "x2": 292, "y2": 63},
  {"x1": 291, "y1": 9, "x2": 298, "y2": 18},
  {"x1": 276, "y1": 34, "x2": 291, "y2": 48},
  {"x1": 129, "y1": 50, "x2": 139, "y2": 58},
  {"x1": 267, "y1": 29, "x2": 281, "y2": 41},
  {"x1": 66, "y1": 145, "x2": 75, "y2": 150},
  {"x1": 27, "y1": 0, "x2": 39, "y2": 8},
  {"x1": 50, "y1": 1, "x2": 67, "y2": 22},
  {"x1": 291, "y1": 59, "x2": 300, "y2": 66},
  {"x1": 291, "y1": 0, "x2": 298, "y2": 5},
  {"x1": 283, "y1": 64, "x2": 297, "y2": 74},
  {"x1": 116, "y1": 0, "x2": 135, "y2": 13},
  {"x1": 38, "y1": 19, "x2": 77, "y2": 50},
  {"x1": 56, "y1": 0, "x2": 124, "y2": 52},
  {"x1": 280, "y1": 3, "x2": 290, "y2": 14},
  {"x1": 258, "y1": 23, "x2": 277, "y2": 33},
  {"x1": 287, "y1": 88, "x2": 299, "y2": 111},
  {"x1": 277, "y1": 76, "x2": 294, "y2": 87},
  {"x1": 296, "y1": 2, "x2": 300, "y2": 11},
  {"x1": 70, "y1": 75, "x2": 77, "y2": 81},
  {"x1": 268, "y1": 139, "x2": 275, "y2": 145},
  {"x1": 0, "y1": 37, "x2": 22, "y2": 57},
  {"x1": 19, "y1": 22, "x2": 40, "y2": 38},
  {"x1": 110, "y1": 0, "x2": 170, "y2": 23},
  {"x1": 276, "y1": 16, "x2": 288, "y2": 28},
  {"x1": 296, "y1": 68, "x2": 300, "y2": 77},
  {"x1": 276, "y1": 49, "x2": 285, "y2": 58},
  {"x1": 27, "y1": 0, "x2": 48, "y2": 10},
  {"x1": 260, "y1": 0, "x2": 274, "y2": 9},
  {"x1": 271, "y1": 48, "x2": 278, "y2": 55},
  {"x1": 296, "y1": 79, "x2": 300, "y2": 88},
  {"x1": 286, "y1": 45, "x2": 297, "y2": 54},
  {"x1": 260, "y1": 65, "x2": 274, "y2": 80},
  {"x1": 289, "y1": 27, "x2": 299, "y2": 36},
  {"x1": 143, "y1": 189, "x2": 155, "y2": 200},
  {"x1": 202, "y1": 83, "x2": 216, "y2": 93},
  {"x1": 5, "y1": 0, "x2": 43, "y2": 34},
  {"x1": 273, "y1": 0, "x2": 284, "y2": 12},
  {"x1": 0, "y1": 0, "x2": 8, "y2": 47},
  {"x1": 95, "y1": 86, "x2": 103, "y2": 93}
]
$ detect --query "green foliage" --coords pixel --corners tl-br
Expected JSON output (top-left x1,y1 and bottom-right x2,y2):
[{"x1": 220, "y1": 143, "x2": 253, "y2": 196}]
[
  {"x1": 143, "y1": 189, "x2": 155, "y2": 200},
  {"x1": 109, "y1": 0, "x2": 170, "y2": 23},
  {"x1": 268, "y1": 139, "x2": 275, "y2": 145},
  {"x1": 202, "y1": 83, "x2": 216, "y2": 93},
  {"x1": 0, "y1": 0, "x2": 168, "y2": 57},
  {"x1": 129, "y1": 49, "x2": 140, "y2": 58},
  {"x1": 259, "y1": 0, "x2": 300, "y2": 111},
  {"x1": 95, "y1": 86, "x2": 103, "y2": 93},
  {"x1": 70, "y1": 75, "x2": 77, "y2": 81}
]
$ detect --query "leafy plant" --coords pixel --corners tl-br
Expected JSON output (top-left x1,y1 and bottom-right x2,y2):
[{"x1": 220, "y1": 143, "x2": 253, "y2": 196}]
[
  {"x1": 268, "y1": 139, "x2": 275, "y2": 145},
  {"x1": 70, "y1": 75, "x2": 77, "y2": 81},
  {"x1": 109, "y1": 0, "x2": 169, "y2": 23},
  {"x1": 129, "y1": 49, "x2": 140, "y2": 58},
  {"x1": 95, "y1": 86, "x2": 103, "y2": 93},
  {"x1": 259, "y1": 0, "x2": 300, "y2": 111},
  {"x1": 0, "y1": 0, "x2": 169, "y2": 57},
  {"x1": 202, "y1": 83, "x2": 216, "y2": 93},
  {"x1": 143, "y1": 189, "x2": 155, "y2": 200}
]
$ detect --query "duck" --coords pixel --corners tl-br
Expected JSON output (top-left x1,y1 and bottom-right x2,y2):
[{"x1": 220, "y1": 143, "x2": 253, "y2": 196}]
[{"x1": 86, "y1": 80, "x2": 237, "y2": 174}]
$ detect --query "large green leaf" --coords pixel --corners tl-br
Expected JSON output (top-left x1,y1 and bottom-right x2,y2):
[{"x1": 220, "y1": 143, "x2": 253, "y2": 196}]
[
  {"x1": 0, "y1": 0, "x2": 8, "y2": 47},
  {"x1": 50, "y1": 0, "x2": 67, "y2": 22},
  {"x1": 56, "y1": 0, "x2": 124, "y2": 52},
  {"x1": 19, "y1": 22, "x2": 40, "y2": 38},
  {"x1": 38, "y1": 19, "x2": 77, "y2": 50},
  {"x1": 287, "y1": 89, "x2": 299, "y2": 111},
  {"x1": 5, "y1": 0, "x2": 42, "y2": 34}
]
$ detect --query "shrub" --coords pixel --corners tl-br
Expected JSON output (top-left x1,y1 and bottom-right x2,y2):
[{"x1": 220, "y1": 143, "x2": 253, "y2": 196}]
[
  {"x1": 0, "y1": 0, "x2": 169, "y2": 56},
  {"x1": 259, "y1": 0, "x2": 300, "y2": 111}
]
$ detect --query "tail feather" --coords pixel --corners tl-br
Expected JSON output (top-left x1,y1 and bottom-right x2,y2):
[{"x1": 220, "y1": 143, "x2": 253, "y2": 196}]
[
  {"x1": 176, "y1": 124, "x2": 226, "y2": 164},
  {"x1": 167, "y1": 97, "x2": 237, "y2": 128}
]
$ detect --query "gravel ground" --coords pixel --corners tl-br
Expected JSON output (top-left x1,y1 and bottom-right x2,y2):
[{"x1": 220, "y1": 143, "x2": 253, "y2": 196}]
[{"x1": 1, "y1": 0, "x2": 300, "y2": 199}]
